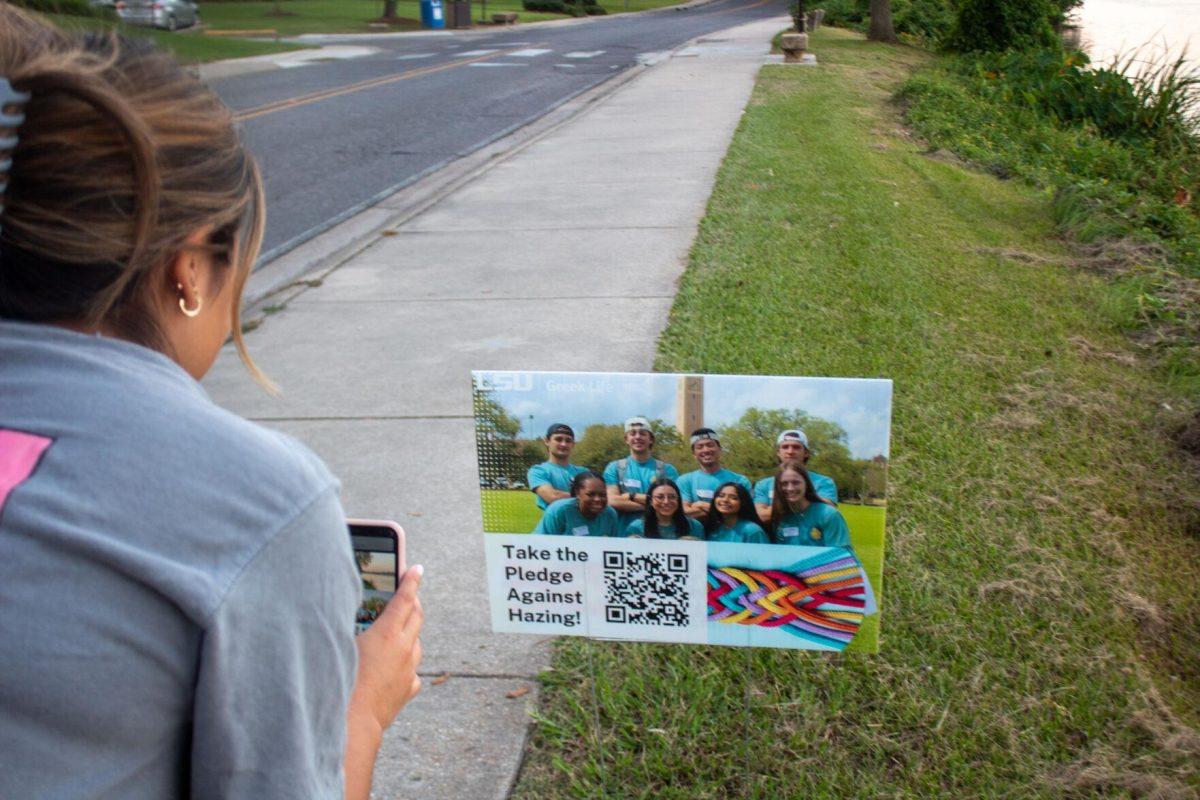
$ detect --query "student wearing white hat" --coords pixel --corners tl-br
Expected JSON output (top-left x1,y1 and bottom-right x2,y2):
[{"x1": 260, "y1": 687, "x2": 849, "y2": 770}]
[
  {"x1": 677, "y1": 428, "x2": 752, "y2": 519},
  {"x1": 754, "y1": 429, "x2": 839, "y2": 524},
  {"x1": 602, "y1": 416, "x2": 679, "y2": 535}
]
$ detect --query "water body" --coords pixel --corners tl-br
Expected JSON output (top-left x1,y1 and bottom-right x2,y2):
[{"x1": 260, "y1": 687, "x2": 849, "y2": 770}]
[{"x1": 1074, "y1": 0, "x2": 1199, "y2": 70}]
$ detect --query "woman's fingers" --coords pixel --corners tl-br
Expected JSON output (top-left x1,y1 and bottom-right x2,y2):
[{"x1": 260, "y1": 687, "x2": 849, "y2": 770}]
[{"x1": 379, "y1": 564, "x2": 423, "y2": 630}]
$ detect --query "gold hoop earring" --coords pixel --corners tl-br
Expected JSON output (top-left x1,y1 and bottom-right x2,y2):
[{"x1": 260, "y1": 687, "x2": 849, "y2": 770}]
[{"x1": 177, "y1": 292, "x2": 201, "y2": 321}]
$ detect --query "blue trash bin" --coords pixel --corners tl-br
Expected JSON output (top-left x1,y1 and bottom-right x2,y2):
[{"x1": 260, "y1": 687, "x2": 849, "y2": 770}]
[{"x1": 419, "y1": 0, "x2": 445, "y2": 29}]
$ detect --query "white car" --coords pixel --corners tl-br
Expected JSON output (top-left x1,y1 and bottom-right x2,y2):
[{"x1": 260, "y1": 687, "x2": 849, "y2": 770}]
[{"x1": 116, "y1": 0, "x2": 199, "y2": 31}]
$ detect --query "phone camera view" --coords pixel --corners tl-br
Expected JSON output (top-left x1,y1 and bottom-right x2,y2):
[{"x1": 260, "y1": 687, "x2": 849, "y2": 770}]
[{"x1": 351, "y1": 527, "x2": 398, "y2": 633}]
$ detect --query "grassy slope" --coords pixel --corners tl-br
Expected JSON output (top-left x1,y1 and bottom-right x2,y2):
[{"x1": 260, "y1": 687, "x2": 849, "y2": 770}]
[
  {"x1": 44, "y1": 12, "x2": 309, "y2": 62},
  {"x1": 513, "y1": 28, "x2": 1200, "y2": 800},
  {"x1": 197, "y1": 0, "x2": 686, "y2": 35}
]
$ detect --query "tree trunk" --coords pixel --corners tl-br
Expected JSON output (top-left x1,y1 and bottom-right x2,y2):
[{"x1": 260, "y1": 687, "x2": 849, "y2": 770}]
[
  {"x1": 866, "y1": 0, "x2": 897, "y2": 42},
  {"x1": 383, "y1": 0, "x2": 398, "y2": 17}
]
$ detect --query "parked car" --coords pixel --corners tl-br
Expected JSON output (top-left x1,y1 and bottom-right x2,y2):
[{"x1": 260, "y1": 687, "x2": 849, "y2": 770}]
[{"x1": 115, "y1": 0, "x2": 198, "y2": 31}]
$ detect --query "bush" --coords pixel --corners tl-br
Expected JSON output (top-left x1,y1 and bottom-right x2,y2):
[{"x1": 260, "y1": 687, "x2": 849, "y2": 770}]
[
  {"x1": 522, "y1": 0, "x2": 584, "y2": 14},
  {"x1": 822, "y1": 0, "x2": 954, "y2": 45},
  {"x1": 901, "y1": 61, "x2": 1200, "y2": 276},
  {"x1": 945, "y1": 0, "x2": 1058, "y2": 53},
  {"x1": 957, "y1": 48, "x2": 1200, "y2": 154},
  {"x1": 821, "y1": 0, "x2": 868, "y2": 29}
]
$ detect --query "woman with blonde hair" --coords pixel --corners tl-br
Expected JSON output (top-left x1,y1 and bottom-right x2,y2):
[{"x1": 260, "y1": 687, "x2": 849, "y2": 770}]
[
  {"x1": 0, "y1": 9, "x2": 420, "y2": 799},
  {"x1": 768, "y1": 460, "x2": 852, "y2": 549}
]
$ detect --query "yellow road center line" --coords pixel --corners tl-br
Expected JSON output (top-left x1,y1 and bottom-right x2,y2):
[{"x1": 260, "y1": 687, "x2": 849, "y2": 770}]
[
  {"x1": 232, "y1": 45, "x2": 545, "y2": 123},
  {"x1": 710, "y1": 0, "x2": 772, "y2": 15}
]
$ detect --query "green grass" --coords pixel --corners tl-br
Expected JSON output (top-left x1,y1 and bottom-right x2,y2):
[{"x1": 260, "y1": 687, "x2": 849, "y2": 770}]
[
  {"x1": 196, "y1": 0, "x2": 686, "y2": 36},
  {"x1": 513, "y1": 27, "x2": 1200, "y2": 800},
  {"x1": 482, "y1": 488, "x2": 544, "y2": 533},
  {"x1": 44, "y1": 11, "x2": 309, "y2": 62}
]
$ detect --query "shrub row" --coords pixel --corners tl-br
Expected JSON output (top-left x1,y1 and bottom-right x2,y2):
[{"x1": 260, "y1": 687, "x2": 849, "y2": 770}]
[
  {"x1": 819, "y1": 0, "x2": 1079, "y2": 51},
  {"x1": 522, "y1": 0, "x2": 606, "y2": 15},
  {"x1": 902, "y1": 55, "x2": 1199, "y2": 274}
]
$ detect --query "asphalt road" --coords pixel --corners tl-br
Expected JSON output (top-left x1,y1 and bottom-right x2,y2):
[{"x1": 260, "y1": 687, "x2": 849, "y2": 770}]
[{"x1": 208, "y1": 0, "x2": 789, "y2": 261}]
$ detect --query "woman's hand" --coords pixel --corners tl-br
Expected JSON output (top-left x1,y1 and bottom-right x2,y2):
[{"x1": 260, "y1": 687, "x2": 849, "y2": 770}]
[{"x1": 344, "y1": 564, "x2": 424, "y2": 800}]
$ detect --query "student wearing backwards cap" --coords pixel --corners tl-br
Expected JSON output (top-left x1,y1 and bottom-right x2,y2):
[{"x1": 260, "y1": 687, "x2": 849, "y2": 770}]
[
  {"x1": 534, "y1": 472, "x2": 620, "y2": 537},
  {"x1": 527, "y1": 423, "x2": 589, "y2": 513},
  {"x1": 602, "y1": 416, "x2": 679, "y2": 535},
  {"x1": 754, "y1": 429, "x2": 839, "y2": 524},
  {"x1": 677, "y1": 428, "x2": 752, "y2": 519}
]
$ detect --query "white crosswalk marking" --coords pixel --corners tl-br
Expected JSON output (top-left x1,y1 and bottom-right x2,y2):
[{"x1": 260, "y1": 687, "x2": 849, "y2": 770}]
[
  {"x1": 636, "y1": 51, "x2": 669, "y2": 66},
  {"x1": 507, "y1": 48, "x2": 553, "y2": 57},
  {"x1": 469, "y1": 62, "x2": 530, "y2": 67},
  {"x1": 396, "y1": 53, "x2": 437, "y2": 60},
  {"x1": 564, "y1": 51, "x2": 605, "y2": 58},
  {"x1": 459, "y1": 49, "x2": 499, "y2": 56}
]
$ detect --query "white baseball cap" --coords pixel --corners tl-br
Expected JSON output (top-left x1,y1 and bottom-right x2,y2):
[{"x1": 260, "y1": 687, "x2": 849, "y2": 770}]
[
  {"x1": 776, "y1": 429, "x2": 810, "y2": 448},
  {"x1": 624, "y1": 416, "x2": 651, "y2": 433}
]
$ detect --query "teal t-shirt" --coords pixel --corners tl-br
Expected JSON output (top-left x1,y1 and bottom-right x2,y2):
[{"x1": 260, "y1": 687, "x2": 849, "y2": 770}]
[
  {"x1": 706, "y1": 519, "x2": 768, "y2": 544},
  {"x1": 677, "y1": 468, "x2": 752, "y2": 505},
  {"x1": 625, "y1": 516, "x2": 705, "y2": 540},
  {"x1": 527, "y1": 461, "x2": 590, "y2": 510},
  {"x1": 753, "y1": 471, "x2": 838, "y2": 506},
  {"x1": 602, "y1": 456, "x2": 680, "y2": 533},
  {"x1": 774, "y1": 503, "x2": 851, "y2": 548},
  {"x1": 534, "y1": 497, "x2": 620, "y2": 537}
]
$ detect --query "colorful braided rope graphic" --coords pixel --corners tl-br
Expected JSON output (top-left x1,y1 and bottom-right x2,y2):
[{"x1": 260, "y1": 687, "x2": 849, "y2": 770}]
[{"x1": 707, "y1": 549, "x2": 866, "y2": 650}]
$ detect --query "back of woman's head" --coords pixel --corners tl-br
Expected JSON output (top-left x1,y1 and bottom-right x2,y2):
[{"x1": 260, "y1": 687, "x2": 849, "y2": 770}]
[{"x1": 0, "y1": 5, "x2": 265, "y2": 377}]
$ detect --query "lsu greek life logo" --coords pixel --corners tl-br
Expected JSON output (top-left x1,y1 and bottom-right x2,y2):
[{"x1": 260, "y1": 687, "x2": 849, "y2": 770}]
[{"x1": 475, "y1": 372, "x2": 533, "y2": 392}]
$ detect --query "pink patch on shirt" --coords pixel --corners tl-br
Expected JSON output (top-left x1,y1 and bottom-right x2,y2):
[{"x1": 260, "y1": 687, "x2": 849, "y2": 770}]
[{"x1": 0, "y1": 429, "x2": 52, "y2": 512}]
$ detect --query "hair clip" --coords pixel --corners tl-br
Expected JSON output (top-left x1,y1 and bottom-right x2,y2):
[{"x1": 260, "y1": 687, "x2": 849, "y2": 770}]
[{"x1": 1, "y1": 77, "x2": 32, "y2": 239}]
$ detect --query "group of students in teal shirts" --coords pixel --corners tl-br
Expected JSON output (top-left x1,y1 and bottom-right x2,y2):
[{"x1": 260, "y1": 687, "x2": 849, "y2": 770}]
[{"x1": 529, "y1": 420, "x2": 852, "y2": 551}]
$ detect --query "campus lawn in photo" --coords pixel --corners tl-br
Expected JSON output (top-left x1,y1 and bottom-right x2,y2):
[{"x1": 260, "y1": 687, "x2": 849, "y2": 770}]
[
  {"x1": 482, "y1": 488, "x2": 543, "y2": 533},
  {"x1": 512, "y1": 27, "x2": 1200, "y2": 799}
]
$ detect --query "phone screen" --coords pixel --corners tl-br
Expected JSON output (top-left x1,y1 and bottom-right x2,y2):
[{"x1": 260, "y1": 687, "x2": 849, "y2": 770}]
[{"x1": 349, "y1": 522, "x2": 400, "y2": 633}]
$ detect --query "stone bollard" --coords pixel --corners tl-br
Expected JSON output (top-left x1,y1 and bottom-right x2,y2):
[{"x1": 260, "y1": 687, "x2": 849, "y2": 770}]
[{"x1": 780, "y1": 32, "x2": 809, "y2": 63}]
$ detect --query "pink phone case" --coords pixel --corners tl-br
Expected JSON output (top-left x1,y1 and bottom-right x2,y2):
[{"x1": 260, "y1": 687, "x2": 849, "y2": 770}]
[{"x1": 347, "y1": 518, "x2": 407, "y2": 575}]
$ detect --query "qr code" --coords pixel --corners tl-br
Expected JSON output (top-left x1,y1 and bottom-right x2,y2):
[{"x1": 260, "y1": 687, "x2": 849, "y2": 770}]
[{"x1": 603, "y1": 551, "x2": 689, "y2": 626}]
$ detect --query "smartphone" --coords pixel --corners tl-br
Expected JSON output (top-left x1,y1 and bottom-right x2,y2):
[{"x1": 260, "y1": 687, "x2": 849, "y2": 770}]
[{"x1": 348, "y1": 519, "x2": 405, "y2": 634}]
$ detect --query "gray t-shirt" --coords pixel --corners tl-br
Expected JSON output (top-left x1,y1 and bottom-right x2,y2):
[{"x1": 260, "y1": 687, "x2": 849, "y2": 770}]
[{"x1": 0, "y1": 320, "x2": 360, "y2": 799}]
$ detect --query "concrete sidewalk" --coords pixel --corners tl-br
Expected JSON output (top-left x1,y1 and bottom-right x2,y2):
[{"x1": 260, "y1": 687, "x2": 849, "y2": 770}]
[{"x1": 203, "y1": 15, "x2": 785, "y2": 799}]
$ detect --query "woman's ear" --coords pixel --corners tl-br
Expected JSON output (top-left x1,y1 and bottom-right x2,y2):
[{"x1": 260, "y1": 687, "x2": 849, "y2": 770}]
[{"x1": 165, "y1": 227, "x2": 213, "y2": 316}]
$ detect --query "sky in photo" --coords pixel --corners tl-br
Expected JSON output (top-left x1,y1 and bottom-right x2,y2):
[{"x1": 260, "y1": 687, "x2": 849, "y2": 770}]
[{"x1": 474, "y1": 371, "x2": 892, "y2": 459}]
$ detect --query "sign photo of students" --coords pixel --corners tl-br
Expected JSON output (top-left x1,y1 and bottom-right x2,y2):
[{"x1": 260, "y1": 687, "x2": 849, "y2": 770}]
[{"x1": 473, "y1": 370, "x2": 892, "y2": 652}]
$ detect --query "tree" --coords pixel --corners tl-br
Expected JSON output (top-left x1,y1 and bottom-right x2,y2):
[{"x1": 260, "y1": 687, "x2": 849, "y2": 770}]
[
  {"x1": 716, "y1": 407, "x2": 853, "y2": 483},
  {"x1": 382, "y1": 0, "x2": 398, "y2": 18},
  {"x1": 571, "y1": 424, "x2": 627, "y2": 474},
  {"x1": 572, "y1": 419, "x2": 682, "y2": 474},
  {"x1": 472, "y1": 386, "x2": 523, "y2": 485},
  {"x1": 867, "y1": 0, "x2": 897, "y2": 43},
  {"x1": 946, "y1": 0, "x2": 1058, "y2": 53}
]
